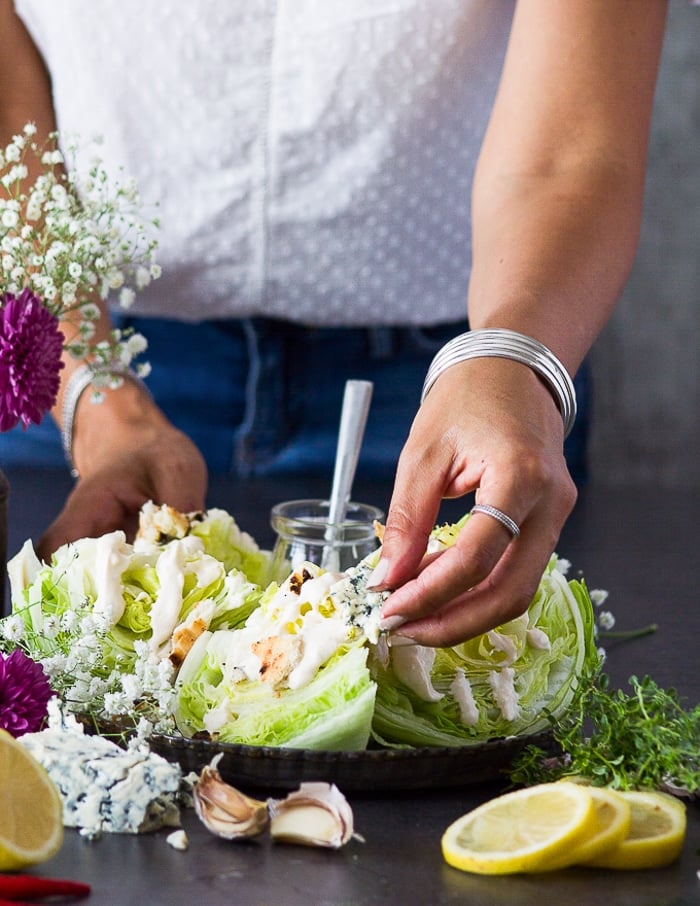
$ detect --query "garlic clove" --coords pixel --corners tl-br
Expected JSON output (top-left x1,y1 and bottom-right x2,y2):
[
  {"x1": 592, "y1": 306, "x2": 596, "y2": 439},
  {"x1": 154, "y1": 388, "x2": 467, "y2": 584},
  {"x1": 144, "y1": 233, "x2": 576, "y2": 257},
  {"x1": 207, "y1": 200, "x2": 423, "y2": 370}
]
[
  {"x1": 166, "y1": 829, "x2": 189, "y2": 850},
  {"x1": 269, "y1": 782, "x2": 356, "y2": 848},
  {"x1": 193, "y1": 755, "x2": 269, "y2": 840}
]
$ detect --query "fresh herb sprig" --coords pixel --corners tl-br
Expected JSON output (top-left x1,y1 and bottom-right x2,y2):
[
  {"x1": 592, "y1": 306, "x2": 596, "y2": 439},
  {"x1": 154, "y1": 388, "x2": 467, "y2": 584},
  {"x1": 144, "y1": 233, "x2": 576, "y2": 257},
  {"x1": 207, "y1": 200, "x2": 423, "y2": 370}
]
[{"x1": 510, "y1": 672, "x2": 700, "y2": 795}]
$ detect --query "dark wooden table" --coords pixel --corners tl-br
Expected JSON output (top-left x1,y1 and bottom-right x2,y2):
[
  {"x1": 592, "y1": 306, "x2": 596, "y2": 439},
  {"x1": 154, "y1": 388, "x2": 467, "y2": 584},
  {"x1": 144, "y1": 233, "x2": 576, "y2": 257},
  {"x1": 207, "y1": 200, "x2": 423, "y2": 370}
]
[{"x1": 2, "y1": 467, "x2": 699, "y2": 906}]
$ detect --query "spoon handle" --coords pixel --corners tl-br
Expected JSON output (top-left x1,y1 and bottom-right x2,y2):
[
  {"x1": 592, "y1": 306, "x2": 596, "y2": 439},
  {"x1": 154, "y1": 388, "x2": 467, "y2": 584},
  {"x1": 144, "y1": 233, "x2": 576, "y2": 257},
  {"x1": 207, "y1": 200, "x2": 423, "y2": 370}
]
[
  {"x1": 327, "y1": 380, "x2": 374, "y2": 527},
  {"x1": 322, "y1": 380, "x2": 373, "y2": 570}
]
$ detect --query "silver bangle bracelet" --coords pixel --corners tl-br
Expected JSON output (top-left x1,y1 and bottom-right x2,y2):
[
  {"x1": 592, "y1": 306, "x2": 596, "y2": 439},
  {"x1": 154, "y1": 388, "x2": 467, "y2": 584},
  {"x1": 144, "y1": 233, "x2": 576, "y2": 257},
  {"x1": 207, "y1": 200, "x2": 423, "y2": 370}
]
[
  {"x1": 60, "y1": 364, "x2": 147, "y2": 479},
  {"x1": 421, "y1": 328, "x2": 577, "y2": 438}
]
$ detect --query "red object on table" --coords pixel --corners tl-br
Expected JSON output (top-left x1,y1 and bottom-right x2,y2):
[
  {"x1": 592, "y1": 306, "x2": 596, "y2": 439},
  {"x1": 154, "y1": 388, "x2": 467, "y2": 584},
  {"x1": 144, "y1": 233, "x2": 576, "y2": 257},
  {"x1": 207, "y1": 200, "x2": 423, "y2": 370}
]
[{"x1": 0, "y1": 875, "x2": 90, "y2": 902}]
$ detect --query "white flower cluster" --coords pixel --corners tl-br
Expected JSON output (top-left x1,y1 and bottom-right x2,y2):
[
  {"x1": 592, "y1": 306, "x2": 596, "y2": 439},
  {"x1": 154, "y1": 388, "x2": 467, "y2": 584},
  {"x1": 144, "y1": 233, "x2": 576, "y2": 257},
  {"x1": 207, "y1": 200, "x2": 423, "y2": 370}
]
[
  {"x1": 1, "y1": 604, "x2": 177, "y2": 737},
  {"x1": 0, "y1": 122, "x2": 160, "y2": 375}
]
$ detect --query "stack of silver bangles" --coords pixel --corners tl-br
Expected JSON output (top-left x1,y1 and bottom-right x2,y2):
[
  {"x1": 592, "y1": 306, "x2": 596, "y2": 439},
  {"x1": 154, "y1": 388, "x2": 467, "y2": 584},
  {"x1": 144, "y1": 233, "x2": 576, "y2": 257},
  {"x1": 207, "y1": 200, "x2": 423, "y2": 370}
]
[{"x1": 421, "y1": 328, "x2": 577, "y2": 438}]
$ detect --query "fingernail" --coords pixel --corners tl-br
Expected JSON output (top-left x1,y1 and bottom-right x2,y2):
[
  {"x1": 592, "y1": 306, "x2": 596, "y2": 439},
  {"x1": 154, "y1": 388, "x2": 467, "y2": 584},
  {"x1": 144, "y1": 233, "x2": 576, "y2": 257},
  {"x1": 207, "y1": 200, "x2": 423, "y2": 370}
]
[
  {"x1": 387, "y1": 633, "x2": 417, "y2": 648},
  {"x1": 367, "y1": 558, "x2": 390, "y2": 589},
  {"x1": 378, "y1": 614, "x2": 406, "y2": 632}
]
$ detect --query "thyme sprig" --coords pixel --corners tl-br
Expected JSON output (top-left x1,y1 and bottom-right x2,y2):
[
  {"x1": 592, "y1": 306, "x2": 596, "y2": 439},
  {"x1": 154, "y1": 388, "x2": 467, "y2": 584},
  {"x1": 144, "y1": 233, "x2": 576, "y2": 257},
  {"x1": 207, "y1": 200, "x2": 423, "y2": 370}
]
[{"x1": 510, "y1": 672, "x2": 700, "y2": 795}]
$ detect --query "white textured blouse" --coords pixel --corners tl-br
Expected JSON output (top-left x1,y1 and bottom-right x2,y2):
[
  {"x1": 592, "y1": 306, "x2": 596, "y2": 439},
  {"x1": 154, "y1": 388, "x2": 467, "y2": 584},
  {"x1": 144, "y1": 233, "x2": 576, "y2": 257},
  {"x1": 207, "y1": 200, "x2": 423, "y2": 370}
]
[{"x1": 15, "y1": 0, "x2": 513, "y2": 326}]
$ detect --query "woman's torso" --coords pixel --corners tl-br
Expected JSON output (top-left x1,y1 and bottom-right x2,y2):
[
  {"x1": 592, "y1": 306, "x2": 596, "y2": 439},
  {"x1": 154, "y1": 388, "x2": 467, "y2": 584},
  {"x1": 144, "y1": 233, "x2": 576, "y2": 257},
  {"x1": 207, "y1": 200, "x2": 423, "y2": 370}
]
[{"x1": 15, "y1": 0, "x2": 513, "y2": 326}]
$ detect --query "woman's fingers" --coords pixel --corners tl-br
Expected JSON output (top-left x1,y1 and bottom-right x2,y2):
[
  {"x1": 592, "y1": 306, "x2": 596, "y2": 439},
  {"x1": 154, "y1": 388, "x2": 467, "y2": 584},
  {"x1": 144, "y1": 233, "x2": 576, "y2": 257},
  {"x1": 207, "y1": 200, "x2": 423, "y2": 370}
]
[
  {"x1": 383, "y1": 494, "x2": 572, "y2": 647},
  {"x1": 374, "y1": 358, "x2": 577, "y2": 645}
]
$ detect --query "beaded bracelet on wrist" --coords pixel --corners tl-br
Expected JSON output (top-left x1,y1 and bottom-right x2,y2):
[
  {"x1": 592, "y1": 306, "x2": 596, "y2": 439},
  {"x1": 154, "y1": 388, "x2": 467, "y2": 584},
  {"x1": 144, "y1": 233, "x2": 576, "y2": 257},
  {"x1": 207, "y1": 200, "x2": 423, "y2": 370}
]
[{"x1": 60, "y1": 364, "x2": 147, "y2": 479}]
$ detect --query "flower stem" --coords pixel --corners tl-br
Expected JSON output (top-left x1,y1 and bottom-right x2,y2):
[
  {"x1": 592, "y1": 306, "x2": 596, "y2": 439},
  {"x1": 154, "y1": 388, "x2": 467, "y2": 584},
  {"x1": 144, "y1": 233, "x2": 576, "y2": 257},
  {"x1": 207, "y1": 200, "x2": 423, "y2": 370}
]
[{"x1": 599, "y1": 623, "x2": 658, "y2": 641}]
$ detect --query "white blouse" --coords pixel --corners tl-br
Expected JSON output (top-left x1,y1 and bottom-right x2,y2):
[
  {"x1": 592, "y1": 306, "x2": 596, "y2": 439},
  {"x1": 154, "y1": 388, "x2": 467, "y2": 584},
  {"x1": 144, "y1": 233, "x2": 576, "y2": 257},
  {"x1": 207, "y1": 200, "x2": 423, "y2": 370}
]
[{"x1": 15, "y1": 0, "x2": 513, "y2": 326}]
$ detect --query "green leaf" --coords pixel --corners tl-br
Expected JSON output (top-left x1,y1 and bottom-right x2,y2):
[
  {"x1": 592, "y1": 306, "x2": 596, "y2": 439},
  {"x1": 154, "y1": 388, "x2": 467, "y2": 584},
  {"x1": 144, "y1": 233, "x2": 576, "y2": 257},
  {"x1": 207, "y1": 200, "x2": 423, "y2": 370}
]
[{"x1": 509, "y1": 672, "x2": 700, "y2": 794}]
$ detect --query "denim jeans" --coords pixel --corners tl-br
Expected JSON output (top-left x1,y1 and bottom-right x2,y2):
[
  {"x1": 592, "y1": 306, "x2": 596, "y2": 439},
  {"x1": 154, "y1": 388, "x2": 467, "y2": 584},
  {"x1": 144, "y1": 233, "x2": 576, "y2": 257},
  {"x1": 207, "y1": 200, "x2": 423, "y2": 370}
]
[{"x1": 0, "y1": 316, "x2": 590, "y2": 485}]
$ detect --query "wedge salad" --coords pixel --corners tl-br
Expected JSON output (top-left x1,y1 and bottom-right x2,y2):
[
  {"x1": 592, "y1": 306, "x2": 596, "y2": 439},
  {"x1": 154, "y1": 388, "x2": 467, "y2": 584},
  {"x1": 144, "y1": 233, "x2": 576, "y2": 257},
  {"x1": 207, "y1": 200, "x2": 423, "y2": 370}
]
[{"x1": 1, "y1": 502, "x2": 601, "y2": 750}]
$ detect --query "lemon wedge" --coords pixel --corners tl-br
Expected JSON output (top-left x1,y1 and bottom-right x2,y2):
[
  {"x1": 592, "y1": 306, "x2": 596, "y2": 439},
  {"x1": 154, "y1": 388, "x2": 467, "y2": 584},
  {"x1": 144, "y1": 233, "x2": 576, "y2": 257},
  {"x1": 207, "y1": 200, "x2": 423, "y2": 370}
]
[
  {"x1": 545, "y1": 786, "x2": 632, "y2": 870},
  {"x1": 441, "y1": 781, "x2": 597, "y2": 875},
  {"x1": 0, "y1": 728, "x2": 64, "y2": 871},
  {"x1": 584, "y1": 790, "x2": 686, "y2": 870}
]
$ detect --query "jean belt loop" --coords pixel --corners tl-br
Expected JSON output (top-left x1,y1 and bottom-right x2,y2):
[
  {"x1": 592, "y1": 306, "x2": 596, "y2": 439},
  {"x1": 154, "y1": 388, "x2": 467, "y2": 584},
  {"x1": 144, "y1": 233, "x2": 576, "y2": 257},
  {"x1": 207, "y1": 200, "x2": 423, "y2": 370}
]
[{"x1": 367, "y1": 327, "x2": 395, "y2": 359}]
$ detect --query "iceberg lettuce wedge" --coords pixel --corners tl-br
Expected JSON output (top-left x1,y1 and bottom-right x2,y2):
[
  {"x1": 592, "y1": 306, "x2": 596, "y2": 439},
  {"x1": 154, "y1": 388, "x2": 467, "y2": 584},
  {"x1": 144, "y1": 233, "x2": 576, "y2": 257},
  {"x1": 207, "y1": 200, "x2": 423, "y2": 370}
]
[
  {"x1": 3, "y1": 503, "x2": 601, "y2": 752},
  {"x1": 4, "y1": 515, "x2": 269, "y2": 724},
  {"x1": 173, "y1": 562, "x2": 376, "y2": 749},
  {"x1": 176, "y1": 640, "x2": 375, "y2": 749},
  {"x1": 369, "y1": 556, "x2": 600, "y2": 747},
  {"x1": 188, "y1": 507, "x2": 274, "y2": 586}
]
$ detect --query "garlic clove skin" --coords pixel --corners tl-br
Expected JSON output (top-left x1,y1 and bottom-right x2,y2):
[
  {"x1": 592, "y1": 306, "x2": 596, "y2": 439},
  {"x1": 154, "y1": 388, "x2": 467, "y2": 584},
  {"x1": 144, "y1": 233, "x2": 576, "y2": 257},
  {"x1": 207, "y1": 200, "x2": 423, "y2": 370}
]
[
  {"x1": 269, "y1": 782, "x2": 356, "y2": 848},
  {"x1": 193, "y1": 756, "x2": 269, "y2": 840}
]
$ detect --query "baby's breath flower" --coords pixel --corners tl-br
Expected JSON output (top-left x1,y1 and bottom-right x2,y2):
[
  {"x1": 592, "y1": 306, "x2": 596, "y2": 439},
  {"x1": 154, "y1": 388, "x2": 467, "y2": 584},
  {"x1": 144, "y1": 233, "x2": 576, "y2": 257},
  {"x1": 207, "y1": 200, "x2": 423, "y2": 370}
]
[
  {"x1": 60, "y1": 611, "x2": 79, "y2": 633},
  {"x1": 0, "y1": 614, "x2": 26, "y2": 644},
  {"x1": 134, "y1": 717, "x2": 154, "y2": 742},
  {"x1": 78, "y1": 613, "x2": 99, "y2": 636},
  {"x1": 106, "y1": 268, "x2": 125, "y2": 290},
  {"x1": 79, "y1": 301, "x2": 101, "y2": 321},
  {"x1": 597, "y1": 610, "x2": 616, "y2": 631},
  {"x1": 590, "y1": 588, "x2": 609, "y2": 608},
  {"x1": 61, "y1": 282, "x2": 77, "y2": 304},
  {"x1": 126, "y1": 332, "x2": 148, "y2": 357},
  {"x1": 1, "y1": 209, "x2": 19, "y2": 228},
  {"x1": 1, "y1": 126, "x2": 159, "y2": 425},
  {"x1": 119, "y1": 286, "x2": 135, "y2": 308},
  {"x1": 135, "y1": 266, "x2": 151, "y2": 289},
  {"x1": 41, "y1": 653, "x2": 68, "y2": 674},
  {"x1": 134, "y1": 361, "x2": 152, "y2": 379},
  {"x1": 120, "y1": 673, "x2": 142, "y2": 702},
  {"x1": 42, "y1": 615, "x2": 61, "y2": 640}
]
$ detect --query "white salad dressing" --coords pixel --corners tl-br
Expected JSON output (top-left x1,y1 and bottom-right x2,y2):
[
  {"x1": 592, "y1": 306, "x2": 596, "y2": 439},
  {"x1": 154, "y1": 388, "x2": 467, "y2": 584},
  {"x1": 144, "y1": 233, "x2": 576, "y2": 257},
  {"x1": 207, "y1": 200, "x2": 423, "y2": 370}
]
[
  {"x1": 186, "y1": 552, "x2": 224, "y2": 590},
  {"x1": 488, "y1": 667, "x2": 520, "y2": 721},
  {"x1": 150, "y1": 536, "x2": 205, "y2": 652},
  {"x1": 450, "y1": 668, "x2": 479, "y2": 727},
  {"x1": 390, "y1": 645, "x2": 444, "y2": 703},
  {"x1": 486, "y1": 629, "x2": 519, "y2": 666},
  {"x1": 92, "y1": 531, "x2": 132, "y2": 626},
  {"x1": 526, "y1": 627, "x2": 552, "y2": 651},
  {"x1": 217, "y1": 628, "x2": 264, "y2": 684},
  {"x1": 287, "y1": 609, "x2": 349, "y2": 690},
  {"x1": 203, "y1": 699, "x2": 234, "y2": 736},
  {"x1": 242, "y1": 570, "x2": 349, "y2": 688},
  {"x1": 192, "y1": 565, "x2": 354, "y2": 697}
]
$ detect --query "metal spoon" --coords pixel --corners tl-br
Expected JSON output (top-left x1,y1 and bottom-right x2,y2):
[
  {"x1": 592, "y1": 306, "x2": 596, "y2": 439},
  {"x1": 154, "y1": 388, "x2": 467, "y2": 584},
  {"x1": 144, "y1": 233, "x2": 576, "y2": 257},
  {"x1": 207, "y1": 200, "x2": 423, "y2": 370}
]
[{"x1": 321, "y1": 379, "x2": 373, "y2": 570}]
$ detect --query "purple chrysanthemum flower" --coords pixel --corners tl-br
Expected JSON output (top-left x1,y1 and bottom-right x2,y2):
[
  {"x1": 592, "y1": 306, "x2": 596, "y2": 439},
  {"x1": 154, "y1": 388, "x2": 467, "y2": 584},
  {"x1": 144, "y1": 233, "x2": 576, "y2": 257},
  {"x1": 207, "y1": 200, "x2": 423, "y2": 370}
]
[
  {"x1": 0, "y1": 648, "x2": 54, "y2": 737},
  {"x1": 0, "y1": 288, "x2": 65, "y2": 432}
]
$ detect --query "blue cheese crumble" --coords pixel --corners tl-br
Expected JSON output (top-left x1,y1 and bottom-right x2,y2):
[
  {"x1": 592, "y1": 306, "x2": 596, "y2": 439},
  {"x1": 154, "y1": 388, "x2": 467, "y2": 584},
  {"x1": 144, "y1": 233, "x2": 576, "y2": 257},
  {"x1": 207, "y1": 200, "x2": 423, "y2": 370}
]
[
  {"x1": 19, "y1": 702, "x2": 183, "y2": 840},
  {"x1": 330, "y1": 556, "x2": 389, "y2": 644}
]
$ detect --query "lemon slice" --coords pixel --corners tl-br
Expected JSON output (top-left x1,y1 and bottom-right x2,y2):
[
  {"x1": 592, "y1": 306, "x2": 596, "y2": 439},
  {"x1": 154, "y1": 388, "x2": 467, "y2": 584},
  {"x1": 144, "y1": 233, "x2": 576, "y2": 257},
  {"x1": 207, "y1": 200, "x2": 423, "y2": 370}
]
[
  {"x1": 545, "y1": 786, "x2": 632, "y2": 870},
  {"x1": 0, "y1": 728, "x2": 64, "y2": 871},
  {"x1": 584, "y1": 790, "x2": 686, "y2": 870},
  {"x1": 441, "y1": 781, "x2": 597, "y2": 875}
]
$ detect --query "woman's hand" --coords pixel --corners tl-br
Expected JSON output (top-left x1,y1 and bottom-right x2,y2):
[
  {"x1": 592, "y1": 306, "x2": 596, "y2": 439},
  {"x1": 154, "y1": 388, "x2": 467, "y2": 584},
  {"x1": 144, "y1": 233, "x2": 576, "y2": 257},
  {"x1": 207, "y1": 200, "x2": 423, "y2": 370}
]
[
  {"x1": 36, "y1": 379, "x2": 207, "y2": 560},
  {"x1": 373, "y1": 356, "x2": 577, "y2": 647},
  {"x1": 373, "y1": 1, "x2": 667, "y2": 647}
]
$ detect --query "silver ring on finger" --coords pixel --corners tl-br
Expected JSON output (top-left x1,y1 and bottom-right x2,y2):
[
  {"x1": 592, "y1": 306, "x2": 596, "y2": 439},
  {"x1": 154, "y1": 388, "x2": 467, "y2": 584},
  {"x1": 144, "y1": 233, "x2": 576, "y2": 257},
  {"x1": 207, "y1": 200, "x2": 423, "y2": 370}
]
[{"x1": 470, "y1": 503, "x2": 521, "y2": 540}]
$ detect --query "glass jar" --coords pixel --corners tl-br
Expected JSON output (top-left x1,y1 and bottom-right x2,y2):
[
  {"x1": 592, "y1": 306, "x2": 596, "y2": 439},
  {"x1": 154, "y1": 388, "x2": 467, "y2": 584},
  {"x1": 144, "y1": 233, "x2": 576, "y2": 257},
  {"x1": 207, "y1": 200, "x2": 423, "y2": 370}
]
[{"x1": 270, "y1": 498, "x2": 384, "y2": 578}]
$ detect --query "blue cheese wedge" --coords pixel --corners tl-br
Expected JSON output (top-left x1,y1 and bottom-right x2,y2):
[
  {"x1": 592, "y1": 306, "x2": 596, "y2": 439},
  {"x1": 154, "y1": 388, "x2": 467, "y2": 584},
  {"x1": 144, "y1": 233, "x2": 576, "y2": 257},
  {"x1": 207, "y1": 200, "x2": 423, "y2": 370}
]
[{"x1": 19, "y1": 703, "x2": 183, "y2": 840}]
